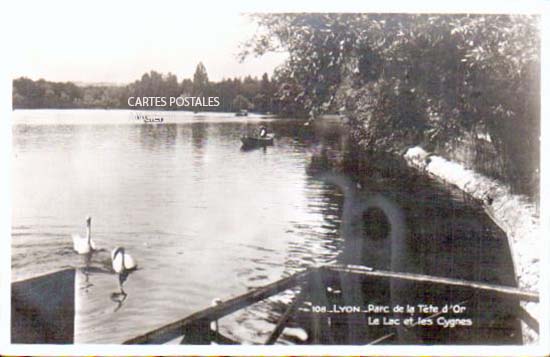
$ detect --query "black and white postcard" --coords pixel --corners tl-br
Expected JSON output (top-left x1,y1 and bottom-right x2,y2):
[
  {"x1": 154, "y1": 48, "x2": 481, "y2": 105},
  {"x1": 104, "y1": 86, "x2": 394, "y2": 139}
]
[{"x1": 1, "y1": 1, "x2": 548, "y2": 355}]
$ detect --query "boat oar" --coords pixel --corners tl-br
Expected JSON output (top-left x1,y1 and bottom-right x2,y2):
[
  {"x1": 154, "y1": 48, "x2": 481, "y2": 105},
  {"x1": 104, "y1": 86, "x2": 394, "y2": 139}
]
[
  {"x1": 210, "y1": 298, "x2": 222, "y2": 334},
  {"x1": 265, "y1": 289, "x2": 306, "y2": 345}
]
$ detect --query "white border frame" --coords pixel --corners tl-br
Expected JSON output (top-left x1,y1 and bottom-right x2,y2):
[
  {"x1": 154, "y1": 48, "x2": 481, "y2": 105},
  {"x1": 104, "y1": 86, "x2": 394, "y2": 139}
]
[{"x1": 1, "y1": 0, "x2": 548, "y2": 355}]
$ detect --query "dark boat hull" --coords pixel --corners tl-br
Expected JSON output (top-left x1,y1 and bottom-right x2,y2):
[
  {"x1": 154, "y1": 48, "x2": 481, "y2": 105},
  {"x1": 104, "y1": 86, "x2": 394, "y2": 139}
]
[
  {"x1": 241, "y1": 135, "x2": 274, "y2": 148},
  {"x1": 12, "y1": 269, "x2": 75, "y2": 344}
]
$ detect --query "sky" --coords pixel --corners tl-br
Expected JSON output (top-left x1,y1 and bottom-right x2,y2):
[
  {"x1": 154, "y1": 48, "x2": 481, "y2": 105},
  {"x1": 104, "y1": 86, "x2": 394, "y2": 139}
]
[
  {"x1": 6, "y1": 0, "x2": 543, "y2": 84},
  {"x1": 9, "y1": 2, "x2": 288, "y2": 84}
]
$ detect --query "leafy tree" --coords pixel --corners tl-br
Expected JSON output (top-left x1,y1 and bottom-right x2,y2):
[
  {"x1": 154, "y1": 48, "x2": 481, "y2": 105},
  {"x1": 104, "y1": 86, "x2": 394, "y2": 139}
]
[
  {"x1": 192, "y1": 62, "x2": 210, "y2": 97},
  {"x1": 232, "y1": 94, "x2": 253, "y2": 111},
  {"x1": 243, "y1": 13, "x2": 540, "y2": 196},
  {"x1": 254, "y1": 72, "x2": 274, "y2": 112},
  {"x1": 180, "y1": 78, "x2": 193, "y2": 96},
  {"x1": 13, "y1": 72, "x2": 272, "y2": 113}
]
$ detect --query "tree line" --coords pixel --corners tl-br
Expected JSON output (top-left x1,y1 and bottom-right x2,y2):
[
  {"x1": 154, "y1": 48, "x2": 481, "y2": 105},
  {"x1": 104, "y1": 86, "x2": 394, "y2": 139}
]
[
  {"x1": 243, "y1": 13, "x2": 540, "y2": 197},
  {"x1": 13, "y1": 63, "x2": 278, "y2": 113},
  {"x1": 12, "y1": 14, "x2": 541, "y2": 197}
]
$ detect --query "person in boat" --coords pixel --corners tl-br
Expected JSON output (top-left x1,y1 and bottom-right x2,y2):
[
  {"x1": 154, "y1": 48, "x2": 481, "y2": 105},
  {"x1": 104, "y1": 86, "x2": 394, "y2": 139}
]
[{"x1": 259, "y1": 126, "x2": 267, "y2": 138}]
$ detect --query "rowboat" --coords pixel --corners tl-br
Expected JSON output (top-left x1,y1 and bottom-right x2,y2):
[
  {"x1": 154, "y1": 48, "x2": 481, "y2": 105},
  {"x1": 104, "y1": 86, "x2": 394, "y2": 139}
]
[
  {"x1": 11, "y1": 263, "x2": 538, "y2": 345},
  {"x1": 241, "y1": 134, "x2": 274, "y2": 148},
  {"x1": 12, "y1": 269, "x2": 75, "y2": 343},
  {"x1": 124, "y1": 264, "x2": 537, "y2": 345}
]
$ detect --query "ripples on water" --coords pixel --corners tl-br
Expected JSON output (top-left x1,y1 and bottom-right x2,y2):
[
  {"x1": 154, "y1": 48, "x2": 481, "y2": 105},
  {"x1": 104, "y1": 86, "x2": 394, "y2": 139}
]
[
  {"x1": 12, "y1": 110, "x2": 344, "y2": 343},
  {"x1": 12, "y1": 110, "x2": 518, "y2": 344}
]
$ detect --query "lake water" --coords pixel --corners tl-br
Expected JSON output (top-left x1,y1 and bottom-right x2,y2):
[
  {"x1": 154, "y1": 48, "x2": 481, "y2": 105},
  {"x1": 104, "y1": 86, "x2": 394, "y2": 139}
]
[{"x1": 11, "y1": 109, "x2": 518, "y2": 344}]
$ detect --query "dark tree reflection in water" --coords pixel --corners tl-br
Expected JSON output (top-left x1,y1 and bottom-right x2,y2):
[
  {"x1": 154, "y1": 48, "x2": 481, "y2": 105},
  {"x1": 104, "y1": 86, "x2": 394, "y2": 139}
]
[{"x1": 12, "y1": 111, "x2": 519, "y2": 344}]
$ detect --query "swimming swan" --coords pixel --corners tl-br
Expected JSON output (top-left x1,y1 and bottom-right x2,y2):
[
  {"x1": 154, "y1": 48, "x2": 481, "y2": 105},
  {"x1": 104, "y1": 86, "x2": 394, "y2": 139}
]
[
  {"x1": 72, "y1": 216, "x2": 96, "y2": 254},
  {"x1": 111, "y1": 247, "x2": 137, "y2": 294},
  {"x1": 111, "y1": 247, "x2": 137, "y2": 274}
]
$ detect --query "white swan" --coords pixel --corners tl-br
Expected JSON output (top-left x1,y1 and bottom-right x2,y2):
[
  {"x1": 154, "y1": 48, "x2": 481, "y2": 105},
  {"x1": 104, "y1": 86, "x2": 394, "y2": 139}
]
[
  {"x1": 72, "y1": 216, "x2": 96, "y2": 254},
  {"x1": 111, "y1": 247, "x2": 137, "y2": 294},
  {"x1": 111, "y1": 247, "x2": 137, "y2": 273}
]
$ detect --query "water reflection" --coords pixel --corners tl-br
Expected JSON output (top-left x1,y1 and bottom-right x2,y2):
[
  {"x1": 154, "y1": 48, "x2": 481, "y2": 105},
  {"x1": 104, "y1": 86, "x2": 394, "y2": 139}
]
[
  {"x1": 75, "y1": 246, "x2": 130, "y2": 313},
  {"x1": 138, "y1": 123, "x2": 178, "y2": 152},
  {"x1": 110, "y1": 292, "x2": 128, "y2": 312},
  {"x1": 12, "y1": 112, "x2": 519, "y2": 344},
  {"x1": 79, "y1": 254, "x2": 94, "y2": 291},
  {"x1": 240, "y1": 145, "x2": 268, "y2": 153},
  {"x1": 191, "y1": 122, "x2": 207, "y2": 151},
  {"x1": 295, "y1": 129, "x2": 520, "y2": 344}
]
